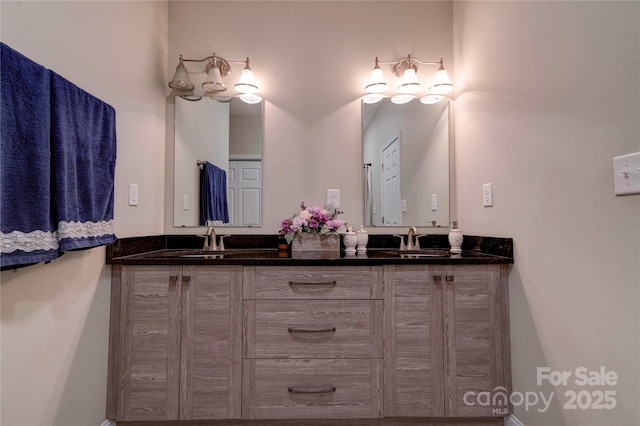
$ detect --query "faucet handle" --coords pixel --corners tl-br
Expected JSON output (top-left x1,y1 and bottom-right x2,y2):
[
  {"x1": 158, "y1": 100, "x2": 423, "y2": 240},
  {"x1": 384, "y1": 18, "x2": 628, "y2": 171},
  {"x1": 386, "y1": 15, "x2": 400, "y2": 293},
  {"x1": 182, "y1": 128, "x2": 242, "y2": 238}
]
[
  {"x1": 219, "y1": 235, "x2": 231, "y2": 251},
  {"x1": 393, "y1": 235, "x2": 406, "y2": 251}
]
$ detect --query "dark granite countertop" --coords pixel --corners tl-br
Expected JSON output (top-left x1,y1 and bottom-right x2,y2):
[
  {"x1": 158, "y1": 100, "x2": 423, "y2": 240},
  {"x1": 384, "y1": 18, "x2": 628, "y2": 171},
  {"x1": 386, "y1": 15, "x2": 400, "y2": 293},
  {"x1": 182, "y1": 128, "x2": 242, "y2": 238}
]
[{"x1": 106, "y1": 234, "x2": 513, "y2": 266}]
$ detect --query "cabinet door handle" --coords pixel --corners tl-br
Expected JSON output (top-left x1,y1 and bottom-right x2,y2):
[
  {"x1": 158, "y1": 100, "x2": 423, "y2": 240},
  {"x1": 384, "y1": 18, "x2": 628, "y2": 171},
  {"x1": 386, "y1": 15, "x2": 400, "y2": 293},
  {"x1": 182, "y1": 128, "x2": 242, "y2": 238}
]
[
  {"x1": 433, "y1": 275, "x2": 442, "y2": 282},
  {"x1": 288, "y1": 327, "x2": 336, "y2": 334},
  {"x1": 287, "y1": 386, "x2": 337, "y2": 394},
  {"x1": 288, "y1": 281, "x2": 337, "y2": 290},
  {"x1": 445, "y1": 275, "x2": 455, "y2": 282},
  {"x1": 169, "y1": 275, "x2": 179, "y2": 285},
  {"x1": 181, "y1": 275, "x2": 191, "y2": 286}
]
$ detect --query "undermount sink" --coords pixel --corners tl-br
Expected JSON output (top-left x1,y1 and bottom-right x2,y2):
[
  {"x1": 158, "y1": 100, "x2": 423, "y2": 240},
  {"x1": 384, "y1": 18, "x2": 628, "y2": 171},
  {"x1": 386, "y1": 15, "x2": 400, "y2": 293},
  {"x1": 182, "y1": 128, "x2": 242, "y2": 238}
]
[
  {"x1": 368, "y1": 249, "x2": 452, "y2": 258},
  {"x1": 154, "y1": 248, "x2": 281, "y2": 259}
]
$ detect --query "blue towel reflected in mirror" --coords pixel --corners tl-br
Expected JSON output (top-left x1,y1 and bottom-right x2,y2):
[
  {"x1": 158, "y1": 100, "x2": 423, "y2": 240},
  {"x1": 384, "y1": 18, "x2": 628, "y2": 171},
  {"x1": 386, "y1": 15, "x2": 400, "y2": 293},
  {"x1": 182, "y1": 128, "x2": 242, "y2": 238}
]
[{"x1": 199, "y1": 161, "x2": 229, "y2": 226}]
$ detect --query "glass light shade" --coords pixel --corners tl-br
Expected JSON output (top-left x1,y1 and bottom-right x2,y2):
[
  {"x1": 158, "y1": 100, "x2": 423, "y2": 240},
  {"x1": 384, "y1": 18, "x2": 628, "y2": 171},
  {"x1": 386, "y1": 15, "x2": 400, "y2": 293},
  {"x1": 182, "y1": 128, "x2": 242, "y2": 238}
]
[
  {"x1": 365, "y1": 68, "x2": 388, "y2": 93},
  {"x1": 168, "y1": 64, "x2": 195, "y2": 91},
  {"x1": 420, "y1": 94, "x2": 444, "y2": 104},
  {"x1": 390, "y1": 94, "x2": 415, "y2": 104},
  {"x1": 202, "y1": 66, "x2": 227, "y2": 92},
  {"x1": 397, "y1": 68, "x2": 421, "y2": 94},
  {"x1": 234, "y1": 68, "x2": 259, "y2": 94},
  {"x1": 429, "y1": 68, "x2": 453, "y2": 95},
  {"x1": 239, "y1": 93, "x2": 263, "y2": 104},
  {"x1": 362, "y1": 94, "x2": 385, "y2": 104}
]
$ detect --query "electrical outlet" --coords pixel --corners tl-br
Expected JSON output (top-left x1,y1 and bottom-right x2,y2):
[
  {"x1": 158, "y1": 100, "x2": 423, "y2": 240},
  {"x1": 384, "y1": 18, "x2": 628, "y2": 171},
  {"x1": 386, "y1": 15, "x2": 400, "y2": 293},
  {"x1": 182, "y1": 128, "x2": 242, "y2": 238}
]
[
  {"x1": 183, "y1": 194, "x2": 189, "y2": 211},
  {"x1": 129, "y1": 184, "x2": 139, "y2": 206},
  {"x1": 483, "y1": 183, "x2": 493, "y2": 207},
  {"x1": 327, "y1": 189, "x2": 340, "y2": 207},
  {"x1": 431, "y1": 194, "x2": 438, "y2": 211},
  {"x1": 401, "y1": 199, "x2": 408, "y2": 212}
]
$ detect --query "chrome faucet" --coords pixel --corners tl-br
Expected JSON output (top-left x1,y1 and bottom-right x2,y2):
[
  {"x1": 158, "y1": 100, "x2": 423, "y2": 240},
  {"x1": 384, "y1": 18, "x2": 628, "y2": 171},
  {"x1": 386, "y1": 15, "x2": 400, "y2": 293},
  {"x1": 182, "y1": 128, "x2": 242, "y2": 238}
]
[
  {"x1": 203, "y1": 226, "x2": 218, "y2": 251},
  {"x1": 406, "y1": 226, "x2": 421, "y2": 250}
]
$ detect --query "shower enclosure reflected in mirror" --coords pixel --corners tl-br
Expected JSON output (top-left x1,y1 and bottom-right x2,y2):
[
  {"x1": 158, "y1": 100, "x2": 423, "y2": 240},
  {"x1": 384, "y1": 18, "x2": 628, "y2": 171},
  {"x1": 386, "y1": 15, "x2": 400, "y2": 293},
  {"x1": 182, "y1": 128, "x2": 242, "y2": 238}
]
[
  {"x1": 173, "y1": 96, "x2": 263, "y2": 227},
  {"x1": 362, "y1": 98, "x2": 450, "y2": 227}
]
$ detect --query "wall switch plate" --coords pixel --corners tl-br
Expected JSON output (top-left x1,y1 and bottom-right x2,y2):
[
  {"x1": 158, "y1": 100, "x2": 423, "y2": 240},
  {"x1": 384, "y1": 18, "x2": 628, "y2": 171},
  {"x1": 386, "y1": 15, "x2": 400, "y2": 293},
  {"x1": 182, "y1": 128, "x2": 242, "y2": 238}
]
[
  {"x1": 431, "y1": 194, "x2": 438, "y2": 211},
  {"x1": 401, "y1": 199, "x2": 408, "y2": 212},
  {"x1": 483, "y1": 183, "x2": 493, "y2": 207},
  {"x1": 128, "y1": 184, "x2": 139, "y2": 206},
  {"x1": 327, "y1": 189, "x2": 340, "y2": 207},
  {"x1": 613, "y1": 152, "x2": 640, "y2": 196},
  {"x1": 183, "y1": 194, "x2": 189, "y2": 211}
]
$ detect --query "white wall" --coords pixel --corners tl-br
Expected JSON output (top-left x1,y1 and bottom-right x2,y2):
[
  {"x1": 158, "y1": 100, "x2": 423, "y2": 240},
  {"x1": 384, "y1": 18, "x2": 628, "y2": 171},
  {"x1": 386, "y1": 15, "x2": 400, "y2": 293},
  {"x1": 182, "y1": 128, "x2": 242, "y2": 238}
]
[
  {"x1": 0, "y1": 1, "x2": 168, "y2": 425},
  {"x1": 166, "y1": 1, "x2": 454, "y2": 233},
  {"x1": 454, "y1": 2, "x2": 639, "y2": 425}
]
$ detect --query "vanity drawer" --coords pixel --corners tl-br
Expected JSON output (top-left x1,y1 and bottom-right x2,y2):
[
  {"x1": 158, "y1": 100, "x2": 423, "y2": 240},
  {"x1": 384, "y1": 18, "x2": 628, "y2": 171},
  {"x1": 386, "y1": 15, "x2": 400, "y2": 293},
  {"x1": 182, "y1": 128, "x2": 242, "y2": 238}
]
[
  {"x1": 243, "y1": 266, "x2": 380, "y2": 300},
  {"x1": 242, "y1": 358, "x2": 383, "y2": 419},
  {"x1": 244, "y1": 300, "x2": 383, "y2": 359}
]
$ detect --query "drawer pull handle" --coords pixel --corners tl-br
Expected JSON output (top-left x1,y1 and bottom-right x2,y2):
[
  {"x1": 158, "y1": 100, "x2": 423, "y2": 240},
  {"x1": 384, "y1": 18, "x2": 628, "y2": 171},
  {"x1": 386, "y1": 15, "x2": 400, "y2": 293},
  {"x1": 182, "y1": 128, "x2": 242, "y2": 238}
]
[
  {"x1": 288, "y1": 327, "x2": 337, "y2": 334},
  {"x1": 288, "y1": 386, "x2": 337, "y2": 394},
  {"x1": 445, "y1": 275, "x2": 455, "y2": 282},
  {"x1": 288, "y1": 281, "x2": 337, "y2": 290}
]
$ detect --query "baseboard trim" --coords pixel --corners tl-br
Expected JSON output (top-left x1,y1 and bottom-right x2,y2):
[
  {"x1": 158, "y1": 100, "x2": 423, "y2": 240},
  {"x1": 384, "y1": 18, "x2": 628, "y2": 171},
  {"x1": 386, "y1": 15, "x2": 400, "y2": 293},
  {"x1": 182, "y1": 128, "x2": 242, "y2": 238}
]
[{"x1": 505, "y1": 414, "x2": 525, "y2": 426}]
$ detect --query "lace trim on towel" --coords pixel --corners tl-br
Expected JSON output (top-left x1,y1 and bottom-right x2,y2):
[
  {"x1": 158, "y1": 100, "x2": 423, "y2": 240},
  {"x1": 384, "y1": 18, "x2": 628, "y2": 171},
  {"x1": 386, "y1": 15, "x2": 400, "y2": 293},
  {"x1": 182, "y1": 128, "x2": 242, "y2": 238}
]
[
  {"x1": 57, "y1": 220, "x2": 114, "y2": 240},
  {"x1": 0, "y1": 230, "x2": 59, "y2": 253},
  {"x1": 1, "y1": 220, "x2": 114, "y2": 253}
]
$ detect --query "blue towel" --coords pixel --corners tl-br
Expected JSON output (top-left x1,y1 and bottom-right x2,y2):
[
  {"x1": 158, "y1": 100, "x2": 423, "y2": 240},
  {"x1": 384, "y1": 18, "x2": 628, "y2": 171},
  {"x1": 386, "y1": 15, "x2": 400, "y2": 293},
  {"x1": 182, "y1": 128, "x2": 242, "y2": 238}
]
[
  {"x1": 0, "y1": 43, "x2": 59, "y2": 268},
  {"x1": 50, "y1": 71, "x2": 116, "y2": 251},
  {"x1": 199, "y1": 161, "x2": 229, "y2": 225}
]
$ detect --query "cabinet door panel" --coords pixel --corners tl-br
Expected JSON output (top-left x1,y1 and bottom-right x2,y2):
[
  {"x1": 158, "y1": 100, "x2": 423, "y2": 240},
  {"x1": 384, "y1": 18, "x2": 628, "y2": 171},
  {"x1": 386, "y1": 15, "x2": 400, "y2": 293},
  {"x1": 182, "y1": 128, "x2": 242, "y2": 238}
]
[
  {"x1": 444, "y1": 265, "x2": 506, "y2": 417},
  {"x1": 385, "y1": 265, "x2": 443, "y2": 417},
  {"x1": 181, "y1": 266, "x2": 241, "y2": 420},
  {"x1": 118, "y1": 266, "x2": 181, "y2": 421}
]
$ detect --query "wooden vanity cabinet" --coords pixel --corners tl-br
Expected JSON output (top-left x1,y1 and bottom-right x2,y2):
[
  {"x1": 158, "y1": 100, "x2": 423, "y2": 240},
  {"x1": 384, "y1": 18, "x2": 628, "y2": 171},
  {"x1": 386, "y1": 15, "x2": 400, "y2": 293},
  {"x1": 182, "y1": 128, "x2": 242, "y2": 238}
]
[
  {"x1": 109, "y1": 265, "x2": 242, "y2": 421},
  {"x1": 384, "y1": 264, "x2": 511, "y2": 418},
  {"x1": 107, "y1": 260, "x2": 511, "y2": 423}
]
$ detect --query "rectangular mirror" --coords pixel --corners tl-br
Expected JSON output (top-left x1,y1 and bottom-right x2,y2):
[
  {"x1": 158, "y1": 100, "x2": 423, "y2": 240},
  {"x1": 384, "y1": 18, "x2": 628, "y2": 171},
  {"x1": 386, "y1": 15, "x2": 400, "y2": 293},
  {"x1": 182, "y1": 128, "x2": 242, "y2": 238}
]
[
  {"x1": 362, "y1": 98, "x2": 450, "y2": 227},
  {"x1": 174, "y1": 96, "x2": 263, "y2": 227}
]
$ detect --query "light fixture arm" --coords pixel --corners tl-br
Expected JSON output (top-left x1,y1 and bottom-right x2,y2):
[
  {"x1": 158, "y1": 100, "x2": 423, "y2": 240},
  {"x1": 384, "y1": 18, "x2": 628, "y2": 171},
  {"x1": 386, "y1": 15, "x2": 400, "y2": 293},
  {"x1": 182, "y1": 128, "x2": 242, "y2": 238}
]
[
  {"x1": 374, "y1": 55, "x2": 445, "y2": 78},
  {"x1": 363, "y1": 54, "x2": 453, "y2": 104}
]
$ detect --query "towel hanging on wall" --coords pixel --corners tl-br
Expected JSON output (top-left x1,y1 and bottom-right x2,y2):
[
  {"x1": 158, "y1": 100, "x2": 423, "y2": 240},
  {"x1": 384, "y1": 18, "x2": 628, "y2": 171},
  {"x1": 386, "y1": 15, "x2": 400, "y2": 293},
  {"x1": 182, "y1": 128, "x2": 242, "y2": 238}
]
[
  {"x1": 0, "y1": 43, "x2": 58, "y2": 268},
  {"x1": 50, "y1": 71, "x2": 116, "y2": 251},
  {"x1": 0, "y1": 42, "x2": 117, "y2": 270}
]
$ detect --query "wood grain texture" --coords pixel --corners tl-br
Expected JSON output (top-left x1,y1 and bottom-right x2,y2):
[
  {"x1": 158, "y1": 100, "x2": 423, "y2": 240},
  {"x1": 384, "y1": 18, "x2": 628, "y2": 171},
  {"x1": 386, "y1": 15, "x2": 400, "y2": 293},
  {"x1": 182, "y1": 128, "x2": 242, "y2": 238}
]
[
  {"x1": 180, "y1": 266, "x2": 241, "y2": 419},
  {"x1": 115, "y1": 265, "x2": 241, "y2": 421},
  {"x1": 388, "y1": 265, "x2": 511, "y2": 419},
  {"x1": 244, "y1": 359, "x2": 383, "y2": 419},
  {"x1": 106, "y1": 265, "x2": 122, "y2": 419},
  {"x1": 117, "y1": 266, "x2": 181, "y2": 421},
  {"x1": 245, "y1": 266, "x2": 373, "y2": 299},
  {"x1": 249, "y1": 299, "x2": 379, "y2": 358}
]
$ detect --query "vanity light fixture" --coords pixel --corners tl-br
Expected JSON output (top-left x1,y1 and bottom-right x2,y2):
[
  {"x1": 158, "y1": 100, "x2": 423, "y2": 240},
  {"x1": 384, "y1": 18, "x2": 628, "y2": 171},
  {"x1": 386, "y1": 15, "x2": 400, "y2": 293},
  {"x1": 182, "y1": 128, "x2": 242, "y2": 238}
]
[
  {"x1": 168, "y1": 53, "x2": 262, "y2": 104},
  {"x1": 364, "y1": 55, "x2": 453, "y2": 104}
]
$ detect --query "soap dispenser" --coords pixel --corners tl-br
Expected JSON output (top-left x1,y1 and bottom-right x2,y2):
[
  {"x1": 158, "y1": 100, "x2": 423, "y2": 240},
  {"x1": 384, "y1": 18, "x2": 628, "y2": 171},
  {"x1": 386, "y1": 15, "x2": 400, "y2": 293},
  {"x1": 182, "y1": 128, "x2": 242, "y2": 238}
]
[
  {"x1": 356, "y1": 225, "x2": 368, "y2": 254},
  {"x1": 448, "y1": 221, "x2": 463, "y2": 254}
]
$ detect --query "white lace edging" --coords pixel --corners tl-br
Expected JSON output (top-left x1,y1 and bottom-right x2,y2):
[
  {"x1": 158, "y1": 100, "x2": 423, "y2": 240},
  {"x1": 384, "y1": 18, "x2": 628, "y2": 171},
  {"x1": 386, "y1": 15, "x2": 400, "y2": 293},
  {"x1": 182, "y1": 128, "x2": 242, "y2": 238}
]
[
  {"x1": 1, "y1": 220, "x2": 114, "y2": 254},
  {"x1": 0, "y1": 230, "x2": 59, "y2": 253},
  {"x1": 57, "y1": 220, "x2": 114, "y2": 240}
]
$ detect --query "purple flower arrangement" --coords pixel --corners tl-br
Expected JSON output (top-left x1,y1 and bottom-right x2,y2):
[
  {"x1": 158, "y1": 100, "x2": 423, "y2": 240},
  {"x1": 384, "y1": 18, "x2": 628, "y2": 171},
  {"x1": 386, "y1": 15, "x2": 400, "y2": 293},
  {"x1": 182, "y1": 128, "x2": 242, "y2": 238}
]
[{"x1": 279, "y1": 202, "x2": 346, "y2": 244}]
